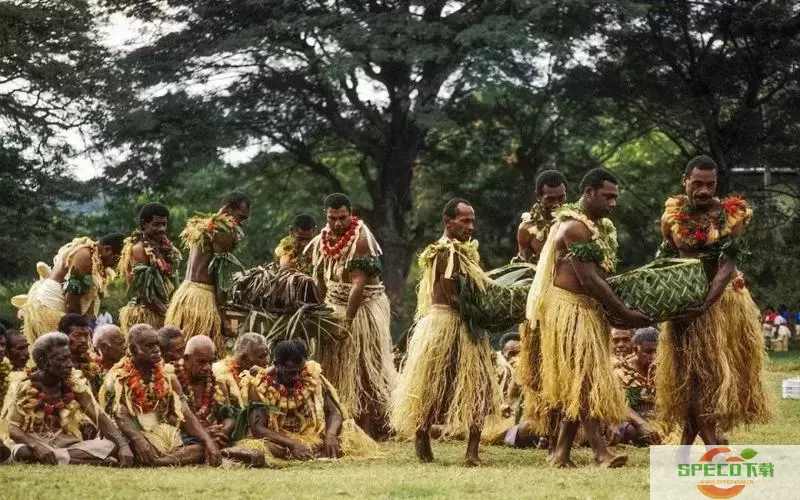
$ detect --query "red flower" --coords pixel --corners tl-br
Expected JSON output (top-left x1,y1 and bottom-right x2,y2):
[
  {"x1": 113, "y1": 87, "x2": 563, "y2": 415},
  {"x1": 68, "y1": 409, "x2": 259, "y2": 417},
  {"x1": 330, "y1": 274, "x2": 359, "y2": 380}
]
[
  {"x1": 692, "y1": 230, "x2": 707, "y2": 242},
  {"x1": 231, "y1": 218, "x2": 239, "y2": 227},
  {"x1": 278, "y1": 386, "x2": 288, "y2": 397},
  {"x1": 207, "y1": 222, "x2": 216, "y2": 232}
]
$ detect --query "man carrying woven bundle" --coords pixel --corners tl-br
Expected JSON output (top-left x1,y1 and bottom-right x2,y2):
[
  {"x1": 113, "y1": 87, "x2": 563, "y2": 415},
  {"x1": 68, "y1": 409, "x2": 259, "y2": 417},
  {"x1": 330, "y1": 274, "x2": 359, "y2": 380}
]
[
  {"x1": 516, "y1": 170, "x2": 568, "y2": 264},
  {"x1": 100, "y1": 324, "x2": 222, "y2": 467},
  {"x1": 275, "y1": 214, "x2": 317, "y2": 273},
  {"x1": 307, "y1": 193, "x2": 396, "y2": 438},
  {"x1": 6, "y1": 332, "x2": 134, "y2": 466},
  {"x1": 655, "y1": 155, "x2": 770, "y2": 445},
  {"x1": 524, "y1": 168, "x2": 650, "y2": 468},
  {"x1": 119, "y1": 203, "x2": 181, "y2": 334},
  {"x1": 165, "y1": 192, "x2": 251, "y2": 353},
  {"x1": 391, "y1": 198, "x2": 501, "y2": 466},
  {"x1": 14, "y1": 234, "x2": 125, "y2": 344}
]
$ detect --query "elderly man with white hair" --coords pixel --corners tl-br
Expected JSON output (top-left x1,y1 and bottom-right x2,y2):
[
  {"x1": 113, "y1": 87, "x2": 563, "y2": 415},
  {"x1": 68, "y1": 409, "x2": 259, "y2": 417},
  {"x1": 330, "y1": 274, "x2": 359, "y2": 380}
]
[
  {"x1": 173, "y1": 335, "x2": 269, "y2": 467},
  {"x1": 89, "y1": 324, "x2": 126, "y2": 397},
  {"x1": 212, "y1": 332, "x2": 269, "y2": 407},
  {"x1": 7, "y1": 332, "x2": 133, "y2": 466}
]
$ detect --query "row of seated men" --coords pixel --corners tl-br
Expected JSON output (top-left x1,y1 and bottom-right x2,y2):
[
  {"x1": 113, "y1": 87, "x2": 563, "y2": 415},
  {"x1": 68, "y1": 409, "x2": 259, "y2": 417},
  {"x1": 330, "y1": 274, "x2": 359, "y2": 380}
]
[{"x1": 0, "y1": 314, "x2": 375, "y2": 466}]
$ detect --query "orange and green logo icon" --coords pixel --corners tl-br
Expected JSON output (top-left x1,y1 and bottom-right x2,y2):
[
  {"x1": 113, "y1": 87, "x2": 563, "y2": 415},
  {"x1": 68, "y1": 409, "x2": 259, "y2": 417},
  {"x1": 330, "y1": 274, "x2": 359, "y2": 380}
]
[{"x1": 676, "y1": 447, "x2": 773, "y2": 499}]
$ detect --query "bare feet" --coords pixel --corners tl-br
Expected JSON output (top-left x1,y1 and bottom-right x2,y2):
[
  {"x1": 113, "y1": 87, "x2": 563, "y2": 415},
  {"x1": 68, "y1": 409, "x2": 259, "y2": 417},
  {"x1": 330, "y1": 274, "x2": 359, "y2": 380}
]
[
  {"x1": 464, "y1": 455, "x2": 483, "y2": 467},
  {"x1": 597, "y1": 454, "x2": 628, "y2": 468},
  {"x1": 415, "y1": 429, "x2": 434, "y2": 463},
  {"x1": 550, "y1": 457, "x2": 577, "y2": 468}
]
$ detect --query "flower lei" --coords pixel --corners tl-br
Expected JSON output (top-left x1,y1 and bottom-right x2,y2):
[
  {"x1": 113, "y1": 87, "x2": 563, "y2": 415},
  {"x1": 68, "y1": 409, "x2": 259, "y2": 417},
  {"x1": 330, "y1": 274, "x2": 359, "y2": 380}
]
[
  {"x1": 226, "y1": 358, "x2": 241, "y2": 382},
  {"x1": 181, "y1": 212, "x2": 244, "y2": 249},
  {"x1": 123, "y1": 359, "x2": 167, "y2": 413},
  {"x1": 30, "y1": 378, "x2": 76, "y2": 416},
  {"x1": 521, "y1": 202, "x2": 553, "y2": 242},
  {"x1": 557, "y1": 202, "x2": 618, "y2": 273},
  {"x1": 264, "y1": 368, "x2": 310, "y2": 398},
  {"x1": 665, "y1": 195, "x2": 751, "y2": 248},
  {"x1": 129, "y1": 230, "x2": 181, "y2": 277},
  {"x1": 321, "y1": 217, "x2": 359, "y2": 258},
  {"x1": 175, "y1": 360, "x2": 215, "y2": 420}
]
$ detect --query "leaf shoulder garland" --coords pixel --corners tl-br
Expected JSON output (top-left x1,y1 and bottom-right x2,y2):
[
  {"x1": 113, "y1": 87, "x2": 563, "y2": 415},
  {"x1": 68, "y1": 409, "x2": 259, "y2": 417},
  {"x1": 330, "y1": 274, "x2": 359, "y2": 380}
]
[
  {"x1": 520, "y1": 202, "x2": 552, "y2": 242},
  {"x1": 556, "y1": 203, "x2": 618, "y2": 273},
  {"x1": 12, "y1": 369, "x2": 92, "y2": 439},
  {"x1": 275, "y1": 235, "x2": 313, "y2": 274},
  {"x1": 119, "y1": 231, "x2": 182, "y2": 304},
  {"x1": 57, "y1": 238, "x2": 114, "y2": 309},
  {"x1": 180, "y1": 212, "x2": 244, "y2": 250},
  {"x1": 662, "y1": 195, "x2": 752, "y2": 249}
]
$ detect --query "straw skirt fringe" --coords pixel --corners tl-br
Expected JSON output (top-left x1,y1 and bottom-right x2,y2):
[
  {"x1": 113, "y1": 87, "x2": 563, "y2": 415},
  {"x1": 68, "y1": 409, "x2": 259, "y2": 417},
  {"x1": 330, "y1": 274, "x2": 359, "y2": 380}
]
[
  {"x1": 164, "y1": 281, "x2": 223, "y2": 352},
  {"x1": 119, "y1": 305, "x2": 164, "y2": 335}
]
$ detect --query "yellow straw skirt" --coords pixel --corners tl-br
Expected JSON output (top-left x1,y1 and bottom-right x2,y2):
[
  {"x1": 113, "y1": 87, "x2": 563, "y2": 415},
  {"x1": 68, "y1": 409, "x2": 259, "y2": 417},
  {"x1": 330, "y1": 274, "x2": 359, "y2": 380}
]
[
  {"x1": 164, "y1": 281, "x2": 222, "y2": 352},
  {"x1": 142, "y1": 423, "x2": 183, "y2": 456},
  {"x1": 20, "y1": 303, "x2": 63, "y2": 344},
  {"x1": 319, "y1": 284, "x2": 396, "y2": 421},
  {"x1": 391, "y1": 306, "x2": 501, "y2": 438},
  {"x1": 538, "y1": 287, "x2": 626, "y2": 424},
  {"x1": 655, "y1": 284, "x2": 771, "y2": 432},
  {"x1": 517, "y1": 321, "x2": 552, "y2": 435},
  {"x1": 119, "y1": 305, "x2": 164, "y2": 335}
]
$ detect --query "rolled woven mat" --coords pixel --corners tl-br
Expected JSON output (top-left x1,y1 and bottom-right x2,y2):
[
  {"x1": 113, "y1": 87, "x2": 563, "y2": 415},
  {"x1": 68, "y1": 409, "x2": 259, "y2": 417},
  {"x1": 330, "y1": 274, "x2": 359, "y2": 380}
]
[
  {"x1": 606, "y1": 258, "x2": 708, "y2": 323},
  {"x1": 458, "y1": 263, "x2": 534, "y2": 334}
]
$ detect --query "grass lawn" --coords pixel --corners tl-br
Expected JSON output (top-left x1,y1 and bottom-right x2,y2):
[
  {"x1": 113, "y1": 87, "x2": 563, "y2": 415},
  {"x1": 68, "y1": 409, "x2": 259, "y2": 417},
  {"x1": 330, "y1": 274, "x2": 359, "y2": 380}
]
[{"x1": 3, "y1": 352, "x2": 799, "y2": 499}]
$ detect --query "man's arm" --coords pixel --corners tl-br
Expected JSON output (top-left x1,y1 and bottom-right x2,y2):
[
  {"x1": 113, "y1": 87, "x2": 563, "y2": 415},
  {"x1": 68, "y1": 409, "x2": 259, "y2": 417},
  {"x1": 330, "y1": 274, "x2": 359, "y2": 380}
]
[
  {"x1": 517, "y1": 224, "x2": 533, "y2": 262},
  {"x1": 64, "y1": 248, "x2": 93, "y2": 314},
  {"x1": 130, "y1": 243, "x2": 168, "y2": 316},
  {"x1": 75, "y1": 391, "x2": 134, "y2": 466},
  {"x1": 172, "y1": 377, "x2": 221, "y2": 466},
  {"x1": 247, "y1": 385, "x2": 313, "y2": 459},
  {"x1": 7, "y1": 404, "x2": 58, "y2": 465},
  {"x1": 344, "y1": 233, "x2": 372, "y2": 321},
  {"x1": 321, "y1": 390, "x2": 343, "y2": 458},
  {"x1": 114, "y1": 404, "x2": 158, "y2": 465},
  {"x1": 561, "y1": 222, "x2": 649, "y2": 327}
]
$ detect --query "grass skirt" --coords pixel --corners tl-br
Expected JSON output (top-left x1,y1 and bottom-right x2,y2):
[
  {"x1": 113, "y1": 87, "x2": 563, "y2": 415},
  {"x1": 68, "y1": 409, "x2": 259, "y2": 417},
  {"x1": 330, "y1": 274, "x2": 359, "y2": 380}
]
[
  {"x1": 517, "y1": 321, "x2": 551, "y2": 435},
  {"x1": 119, "y1": 305, "x2": 164, "y2": 335},
  {"x1": 164, "y1": 281, "x2": 222, "y2": 352},
  {"x1": 538, "y1": 287, "x2": 626, "y2": 424},
  {"x1": 142, "y1": 422, "x2": 183, "y2": 456},
  {"x1": 655, "y1": 284, "x2": 771, "y2": 432},
  {"x1": 19, "y1": 278, "x2": 65, "y2": 344},
  {"x1": 320, "y1": 283, "x2": 396, "y2": 421},
  {"x1": 391, "y1": 306, "x2": 500, "y2": 438}
]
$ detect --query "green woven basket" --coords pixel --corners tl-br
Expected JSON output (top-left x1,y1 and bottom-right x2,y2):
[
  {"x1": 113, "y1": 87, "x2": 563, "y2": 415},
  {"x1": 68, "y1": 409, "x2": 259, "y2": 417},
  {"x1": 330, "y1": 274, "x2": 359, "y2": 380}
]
[
  {"x1": 606, "y1": 258, "x2": 708, "y2": 322},
  {"x1": 459, "y1": 268, "x2": 532, "y2": 334}
]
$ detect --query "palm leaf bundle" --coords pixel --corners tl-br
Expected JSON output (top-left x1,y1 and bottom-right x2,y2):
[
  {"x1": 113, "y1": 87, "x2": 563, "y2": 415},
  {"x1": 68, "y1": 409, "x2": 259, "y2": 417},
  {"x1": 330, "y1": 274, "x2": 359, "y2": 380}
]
[
  {"x1": 129, "y1": 263, "x2": 170, "y2": 303},
  {"x1": 209, "y1": 252, "x2": 245, "y2": 294},
  {"x1": 229, "y1": 265, "x2": 339, "y2": 349},
  {"x1": 606, "y1": 258, "x2": 708, "y2": 322},
  {"x1": 458, "y1": 263, "x2": 535, "y2": 337}
]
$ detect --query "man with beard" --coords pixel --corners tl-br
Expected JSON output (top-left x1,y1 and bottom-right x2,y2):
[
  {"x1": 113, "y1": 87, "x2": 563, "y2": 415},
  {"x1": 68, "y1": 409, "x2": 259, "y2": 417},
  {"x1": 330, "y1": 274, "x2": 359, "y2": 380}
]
[
  {"x1": 119, "y1": 203, "x2": 181, "y2": 334},
  {"x1": 14, "y1": 234, "x2": 125, "y2": 343},
  {"x1": 275, "y1": 214, "x2": 317, "y2": 273},
  {"x1": 175, "y1": 335, "x2": 269, "y2": 466},
  {"x1": 165, "y1": 192, "x2": 250, "y2": 353},
  {"x1": 655, "y1": 155, "x2": 770, "y2": 444},
  {"x1": 244, "y1": 339, "x2": 377, "y2": 460},
  {"x1": 524, "y1": 168, "x2": 650, "y2": 468},
  {"x1": 156, "y1": 326, "x2": 186, "y2": 365},
  {"x1": 101, "y1": 323, "x2": 221, "y2": 466},
  {"x1": 307, "y1": 193, "x2": 396, "y2": 438},
  {"x1": 516, "y1": 170, "x2": 568, "y2": 264},
  {"x1": 213, "y1": 332, "x2": 269, "y2": 407},
  {"x1": 7, "y1": 332, "x2": 133, "y2": 466},
  {"x1": 392, "y1": 199, "x2": 501, "y2": 466},
  {"x1": 91, "y1": 325, "x2": 127, "y2": 396}
]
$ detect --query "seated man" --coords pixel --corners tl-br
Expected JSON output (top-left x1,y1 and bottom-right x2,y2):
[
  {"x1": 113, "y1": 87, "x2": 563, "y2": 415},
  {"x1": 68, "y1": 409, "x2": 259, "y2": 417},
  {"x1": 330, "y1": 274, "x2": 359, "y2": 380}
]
[
  {"x1": 244, "y1": 339, "x2": 377, "y2": 460},
  {"x1": 610, "y1": 327, "x2": 661, "y2": 446},
  {"x1": 100, "y1": 323, "x2": 221, "y2": 467},
  {"x1": 175, "y1": 335, "x2": 269, "y2": 466},
  {"x1": 90, "y1": 325, "x2": 126, "y2": 396},
  {"x1": 6, "y1": 332, "x2": 133, "y2": 466},
  {"x1": 58, "y1": 314, "x2": 99, "y2": 382},
  {"x1": 1, "y1": 329, "x2": 31, "y2": 419},
  {"x1": 611, "y1": 328, "x2": 634, "y2": 369},
  {"x1": 213, "y1": 332, "x2": 269, "y2": 407},
  {"x1": 156, "y1": 326, "x2": 185, "y2": 365}
]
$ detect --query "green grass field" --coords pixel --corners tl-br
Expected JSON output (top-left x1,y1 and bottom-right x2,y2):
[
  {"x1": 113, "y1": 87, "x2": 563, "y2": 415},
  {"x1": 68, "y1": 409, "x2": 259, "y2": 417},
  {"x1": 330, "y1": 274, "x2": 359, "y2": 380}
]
[{"x1": 3, "y1": 352, "x2": 799, "y2": 500}]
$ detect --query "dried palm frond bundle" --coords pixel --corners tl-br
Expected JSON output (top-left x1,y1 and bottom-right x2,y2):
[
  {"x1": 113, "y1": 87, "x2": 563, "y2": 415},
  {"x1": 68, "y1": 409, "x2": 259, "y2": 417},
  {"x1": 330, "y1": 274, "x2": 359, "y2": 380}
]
[
  {"x1": 458, "y1": 263, "x2": 534, "y2": 336},
  {"x1": 606, "y1": 258, "x2": 708, "y2": 322},
  {"x1": 229, "y1": 264, "x2": 339, "y2": 350}
]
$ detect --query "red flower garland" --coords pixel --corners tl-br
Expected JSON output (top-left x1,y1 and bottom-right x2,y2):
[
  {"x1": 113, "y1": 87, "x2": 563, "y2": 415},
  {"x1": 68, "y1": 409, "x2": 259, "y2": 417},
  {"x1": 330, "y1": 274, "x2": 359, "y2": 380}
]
[
  {"x1": 321, "y1": 217, "x2": 360, "y2": 257},
  {"x1": 175, "y1": 360, "x2": 215, "y2": 419},
  {"x1": 265, "y1": 368, "x2": 309, "y2": 397},
  {"x1": 31, "y1": 380, "x2": 75, "y2": 416},
  {"x1": 124, "y1": 359, "x2": 167, "y2": 413}
]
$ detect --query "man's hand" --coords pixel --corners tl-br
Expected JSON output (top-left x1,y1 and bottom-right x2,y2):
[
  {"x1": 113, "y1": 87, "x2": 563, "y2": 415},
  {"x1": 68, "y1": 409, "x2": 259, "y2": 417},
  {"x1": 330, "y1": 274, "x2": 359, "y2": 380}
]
[
  {"x1": 290, "y1": 441, "x2": 315, "y2": 461},
  {"x1": 617, "y1": 308, "x2": 651, "y2": 329},
  {"x1": 323, "y1": 435, "x2": 341, "y2": 459},
  {"x1": 32, "y1": 443, "x2": 58, "y2": 465},
  {"x1": 668, "y1": 303, "x2": 707, "y2": 324},
  {"x1": 131, "y1": 437, "x2": 158, "y2": 466},
  {"x1": 207, "y1": 424, "x2": 229, "y2": 448},
  {"x1": 204, "y1": 439, "x2": 222, "y2": 467},
  {"x1": 117, "y1": 444, "x2": 135, "y2": 468},
  {"x1": 639, "y1": 424, "x2": 661, "y2": 445}
]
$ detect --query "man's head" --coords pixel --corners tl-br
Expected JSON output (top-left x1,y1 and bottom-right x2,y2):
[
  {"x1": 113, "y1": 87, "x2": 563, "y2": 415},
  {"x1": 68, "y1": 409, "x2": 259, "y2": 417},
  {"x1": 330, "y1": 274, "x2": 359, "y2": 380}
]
[
  {"x1": 579, "y1": 168, "x2": 619, "y2": 219},
  {"x1": 184, "y1": 335, "x2": 216, "y2": 382},
  {"x1": 0, "y1": 324, "x2": 6, "y2": 360},
  {"x1": 221, "y1": 191, "x2": 252, "y2": 225},
  {"x1": 156, "y1": 326, "x2": 185, "y2": 364},
  {"x1": 683, "y1": 155, "x2": 718, "y2": 209},
  {"x1": 499, "y1": 331, "x2": 521, "y2": 364},
  {"x1": 58, "y1": 313, "x2": 91, "y2": 359},
  {"x1": 233, "y1": 332, "x2": 269, "y2": 370},
  {"x1": 535, "y1": 170, "x2": 568, "y2": 214},
  {"x1": 273, "y1": 339, "x2": 307, "y2": 388},
  {"x1": 290, "y1": 214, "x2": 317, "y2": 251},
  {"x1": 97, "y1": 233, "x2": 126, "y2": 268},
  {"x1": 6, "y1": 329, "x2": 29, "y2": 370},
  {"x1": 139, "y1": 202, "x2": 170, "y2": 241},
  {"x1": 323, "y1": 193, "x2": 353, "y2": 236},
  {"x1": 129, "y1": 324, "x2": 161, "y2": 368},
  {"x1": 633, "y1": 327, "x2": 658, "y2": 370},
  {"x1": 92, "y1": 324, "x2": 126, "y2": 366},
  {"x1": 443, "y1": 198, "x2": 475, "y2": 242},
  {"x1": 32, "y1": 332, "x2": 73, "y2": 379},
  {"x1": 611, "y1": 328, "x2": 634, "y2": 358}
]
